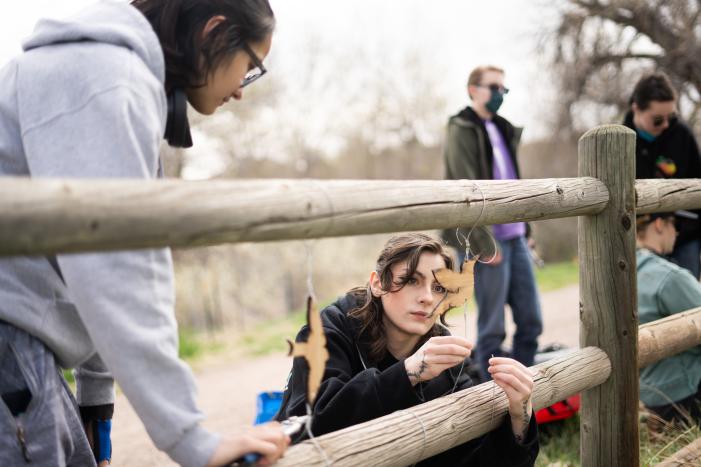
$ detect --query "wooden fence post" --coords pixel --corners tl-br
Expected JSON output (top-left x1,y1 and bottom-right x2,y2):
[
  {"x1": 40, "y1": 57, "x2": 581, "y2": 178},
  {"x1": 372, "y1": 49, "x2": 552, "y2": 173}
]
[{"x1": 578, "y1": 125, "x2": 638, "y2": 466}]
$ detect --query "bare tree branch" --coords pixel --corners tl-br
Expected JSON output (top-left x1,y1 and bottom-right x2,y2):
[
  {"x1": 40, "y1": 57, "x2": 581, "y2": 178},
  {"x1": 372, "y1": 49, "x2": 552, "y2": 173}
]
[{"x1": 547, "y1": 0, "x2": 701, "y2": 137}]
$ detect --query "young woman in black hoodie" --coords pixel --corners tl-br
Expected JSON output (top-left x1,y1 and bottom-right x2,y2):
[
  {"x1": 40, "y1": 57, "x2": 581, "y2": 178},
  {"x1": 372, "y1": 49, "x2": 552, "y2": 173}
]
[{"x1": 276, "y1": 233, "x2": 539, "y2": 466}]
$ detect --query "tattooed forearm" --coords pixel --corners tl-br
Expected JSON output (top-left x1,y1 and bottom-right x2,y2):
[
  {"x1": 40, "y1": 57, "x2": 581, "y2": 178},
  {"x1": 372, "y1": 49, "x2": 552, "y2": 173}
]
[
  {"x1": 407, "y1": 353, "x2": 428, "y2": 383},
  {"x1": 514, "y1": 401, "x2": 531, "y2": 444}
]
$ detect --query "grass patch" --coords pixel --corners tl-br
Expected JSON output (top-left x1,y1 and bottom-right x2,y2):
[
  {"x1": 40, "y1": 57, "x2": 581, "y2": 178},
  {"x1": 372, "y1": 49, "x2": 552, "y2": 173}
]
[
  {"x1": 536, "y1": 413, "x2": 701, "y2": 466},
  {"x1": 534, "y1": 260, "x2": 579, "y2": 292},
  {"x1": 237, "y1": 309, "x2": 308, "y2": 357},
  {"x1": 178, "y1": 328, "x2": 224, "y2": 362},
  {"x1": 537, "y1": 416, "x2": 580, "y2": 466},
  {"x1": 179, "y1": 328, "x2": 203, "y2": 360},
  {"x1": 640, "y1": 417, "x2": 701, "y2": 465}
]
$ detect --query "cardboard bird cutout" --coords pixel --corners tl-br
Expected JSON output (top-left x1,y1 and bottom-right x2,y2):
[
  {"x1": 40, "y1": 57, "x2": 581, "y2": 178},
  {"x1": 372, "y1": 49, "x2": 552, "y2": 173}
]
[
  {"x1": 286, "y1": 296, "x2": 329, "y2": 406},
  {"x1": 431, "y1": 257, "x2": 477, "y2": 317}
]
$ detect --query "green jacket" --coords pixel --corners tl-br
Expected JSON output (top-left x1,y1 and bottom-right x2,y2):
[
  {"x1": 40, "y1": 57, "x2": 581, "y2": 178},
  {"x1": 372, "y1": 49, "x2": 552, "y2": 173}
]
[
  {"x1": 637, "y1": 248, "x2": 701, "y2": 407},
  {"x1": 442, "y1": 106, "x2": 523, "y2": 254}
]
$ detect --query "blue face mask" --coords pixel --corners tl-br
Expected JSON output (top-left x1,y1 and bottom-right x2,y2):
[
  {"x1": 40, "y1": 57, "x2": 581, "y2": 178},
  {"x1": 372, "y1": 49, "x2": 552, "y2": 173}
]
[
  {"x1": 486, "y1": 89, "x2": 504, "y2": 114},
  {"x1": 637, "y1": 128, "x2": 657, "y2": 143}
]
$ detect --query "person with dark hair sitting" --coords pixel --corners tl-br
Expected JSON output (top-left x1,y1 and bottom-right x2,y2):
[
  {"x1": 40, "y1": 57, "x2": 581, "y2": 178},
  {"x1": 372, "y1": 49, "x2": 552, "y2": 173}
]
[
  {"x1": 636, "y1": 211, "x2": 701, "y2": 427},
  {"x1": 625, "y1": 72, "x2": 701, "y2": 279},
  {"x1": 276, "y1": 233, "x2": 539, "y2": 466},
  {"x1": 0, "y1": 1, "x2": 288, "y2": 466}
]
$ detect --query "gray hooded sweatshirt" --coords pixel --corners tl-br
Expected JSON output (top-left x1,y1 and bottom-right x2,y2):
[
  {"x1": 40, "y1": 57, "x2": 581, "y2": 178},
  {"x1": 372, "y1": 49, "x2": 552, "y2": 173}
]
[{"x1": 0, "y1": 2, "x2": 218, "y2": 466}]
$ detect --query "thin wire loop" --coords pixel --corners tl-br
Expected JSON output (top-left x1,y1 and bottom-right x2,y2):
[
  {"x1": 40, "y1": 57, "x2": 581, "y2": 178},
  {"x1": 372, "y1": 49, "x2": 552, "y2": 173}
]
[
  {"x1": 300, "y1": 243, "x2": 331, "y2": 464},
  {"x1": 450, "y1": 300, "x2": 469, "y2": 394},
  {"x1": 407, "y1": 409, "x2": 428, "y2": 467},
  {"x1": 455, "y1": 183, "x2": 499, "y2": 264},
  {"x1": 305, "y1": 403, "x2": 332, "y2": 466},
  {"x1": 305, "y1": 240, "x2": 316, "y2": 298}
]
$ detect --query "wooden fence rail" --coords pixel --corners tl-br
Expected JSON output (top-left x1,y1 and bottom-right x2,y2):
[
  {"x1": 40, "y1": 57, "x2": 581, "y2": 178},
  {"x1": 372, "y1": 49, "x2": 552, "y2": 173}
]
[
  {"x1": 0, "y1": 177, "x2": 607, "y2": 255},
  {"x1": 636, "y1": 178, "x2": 701, "y2": 214},
  {"x1": 655, "y1": 437, "x2": 701, "y2": 467},
  {"x1": 275, "y1": 347, "x2": 611, "y2": 467},
  {"x1": 3, "y1": 176, "x2": 701, "y2": 256},
  {"x1": 639, "y1": 307, "x2": 701, "y2": 369}
]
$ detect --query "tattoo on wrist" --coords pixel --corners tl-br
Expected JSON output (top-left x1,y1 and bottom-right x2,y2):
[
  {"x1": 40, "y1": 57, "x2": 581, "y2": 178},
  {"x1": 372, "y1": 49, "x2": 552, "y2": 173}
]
[
  {"x1": 518, "y1": 401, "x2": 531, "y2": 443},
  {"x1": 407, "y1": 353, "x2": 428, "y2": 382}
]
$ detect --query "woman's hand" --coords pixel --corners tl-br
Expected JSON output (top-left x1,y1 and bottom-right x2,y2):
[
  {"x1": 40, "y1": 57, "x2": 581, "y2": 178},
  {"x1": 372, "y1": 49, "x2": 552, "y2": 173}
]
[
  {"x1": 205, "y1": 422, "x2": 290, "y2": 467},
  {"x1": 487, "y1": 357, "x2": 535, "y2": 444},
  {"x1": 404, "y1": 336, "x2": 473, "y2": 386}
]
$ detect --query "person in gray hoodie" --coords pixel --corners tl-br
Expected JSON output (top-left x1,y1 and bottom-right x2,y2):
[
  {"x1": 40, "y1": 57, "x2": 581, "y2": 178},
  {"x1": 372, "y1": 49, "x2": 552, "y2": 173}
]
[{"x1": 0, "y1": 1, "x2": 289, "y2": 466}]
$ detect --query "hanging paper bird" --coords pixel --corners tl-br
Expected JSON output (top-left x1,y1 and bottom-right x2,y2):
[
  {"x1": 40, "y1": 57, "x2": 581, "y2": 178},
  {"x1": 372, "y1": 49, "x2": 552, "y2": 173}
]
[
  {"x1": 431, "y1": 257, "x2": 477, "y2": 317},
  {"x1": 286, "y1": 295, "x2": 329, "y2": 406}
]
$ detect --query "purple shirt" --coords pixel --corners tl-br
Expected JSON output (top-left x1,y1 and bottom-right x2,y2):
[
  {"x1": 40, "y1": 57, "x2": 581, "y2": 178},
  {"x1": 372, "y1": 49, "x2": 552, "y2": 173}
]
[{"x1": 484, "y1": 120, "x2": 526, "y2": 240}]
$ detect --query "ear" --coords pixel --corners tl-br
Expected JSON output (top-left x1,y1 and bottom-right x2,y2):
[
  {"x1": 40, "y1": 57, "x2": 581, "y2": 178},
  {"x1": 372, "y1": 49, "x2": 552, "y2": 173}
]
[
  {"x1": 653, "y1": 218, "x2": 666, "y2": 233},
  {"x1": 631, "y1": 102, "x2": 640, "y2": 114},
  {"x1": 369, "y1": 271, "x2": 383, "y2": 297},
  {"x1": 202, "y1": 15, "x2": 226, "y2": 39}
]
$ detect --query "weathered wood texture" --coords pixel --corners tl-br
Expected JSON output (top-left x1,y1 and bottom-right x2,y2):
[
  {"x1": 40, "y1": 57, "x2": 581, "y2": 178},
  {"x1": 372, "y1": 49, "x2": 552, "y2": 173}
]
[
  {"x1": 274, "y1": 347, "x2": 611, "y2": 467},
  {"x1": 3, "y1": 175, "x2": 701, "y2": 257},
  {"x1": 639, "y1": 307, "x2": 701, "y2": 369},
  {"x1": 0, "y1": 177, "x2": 607, "y2": 255},
  {"x1": 578, "y1": 125, "x2": 638, "y2": 467},
  {"x1": 655, "y1": 436, "x2": 701, "y2": 467},
  {"x1": 637, "y1": 179, "x2": 701, "y2": 214}
]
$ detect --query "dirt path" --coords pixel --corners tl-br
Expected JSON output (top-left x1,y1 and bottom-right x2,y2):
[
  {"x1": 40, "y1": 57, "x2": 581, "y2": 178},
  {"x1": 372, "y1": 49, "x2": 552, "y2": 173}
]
[{"x1": 110, "y1": 284, "x2": 579, "y2": 466}]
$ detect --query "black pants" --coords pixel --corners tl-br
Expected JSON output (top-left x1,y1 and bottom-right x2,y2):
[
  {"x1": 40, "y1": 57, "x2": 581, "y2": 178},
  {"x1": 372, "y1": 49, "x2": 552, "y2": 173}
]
[{"x1": 647, "y1": 382, "x2": 701, "y2": 426}]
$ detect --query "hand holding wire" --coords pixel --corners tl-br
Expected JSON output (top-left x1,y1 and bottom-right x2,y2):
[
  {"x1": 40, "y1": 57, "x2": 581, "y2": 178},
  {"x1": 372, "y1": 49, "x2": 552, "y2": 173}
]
[
  {"x1": 404, "y1": 336, "x2": 473, "y2": 386},
  {"x1": 487, "y1": 357, "x2": 534, "y2": 442}
]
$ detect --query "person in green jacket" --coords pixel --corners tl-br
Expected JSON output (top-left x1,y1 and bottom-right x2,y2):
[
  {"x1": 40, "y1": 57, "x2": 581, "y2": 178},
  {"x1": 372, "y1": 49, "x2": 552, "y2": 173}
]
[
  {"x1": 636, "y1": 211, "x2": 701, "y2": 426},
  {"x1": 442, "y1": 65, "x2": 542, "y2": 382}
]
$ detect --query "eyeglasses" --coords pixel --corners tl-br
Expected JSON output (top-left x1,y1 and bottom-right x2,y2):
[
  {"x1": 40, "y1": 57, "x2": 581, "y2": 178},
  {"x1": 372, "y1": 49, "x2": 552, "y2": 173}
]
[
  {"x1": 240, "y1": 43, "x2": 267, "y2": 89},
  {"x1": 476, "y1": 83, "x2": 509, "y2": 95},
  {"x1": 651, "y1": 113, "x2": 677, "y2": 128}
]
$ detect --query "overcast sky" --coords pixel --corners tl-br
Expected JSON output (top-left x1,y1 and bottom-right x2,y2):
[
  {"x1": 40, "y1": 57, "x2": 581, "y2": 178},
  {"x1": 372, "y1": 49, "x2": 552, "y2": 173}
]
[{"x1": 0, "y1": 0, "x2": 560, "y2": 177}]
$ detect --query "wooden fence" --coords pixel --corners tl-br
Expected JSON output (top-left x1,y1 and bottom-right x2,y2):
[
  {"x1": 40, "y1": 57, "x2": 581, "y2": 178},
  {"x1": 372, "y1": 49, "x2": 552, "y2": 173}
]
[{"x1": 3, "y1": 124, "x2": 701, "y2": 465}]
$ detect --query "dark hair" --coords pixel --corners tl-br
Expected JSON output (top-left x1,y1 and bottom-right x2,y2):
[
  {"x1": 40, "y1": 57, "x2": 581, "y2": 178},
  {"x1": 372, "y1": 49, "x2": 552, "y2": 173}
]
[
  {"x1": 636, "y1": 212, "x2": 675, "y2": 235},
  {"x1": 131, "y1": 0, "x2": 275, "y2": 93},
  {"x1": 348, "y1": 233, "x2": 455, "y2": 362},
  {"x1": 629, "y1": 72, "x2": 677, "y2": 111}
]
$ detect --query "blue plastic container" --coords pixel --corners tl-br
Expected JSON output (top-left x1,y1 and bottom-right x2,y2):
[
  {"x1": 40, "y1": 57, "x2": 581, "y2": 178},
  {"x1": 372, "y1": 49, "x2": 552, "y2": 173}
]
[{"x1": 253, "y1": 391, "x2": 284, "y2": 425}]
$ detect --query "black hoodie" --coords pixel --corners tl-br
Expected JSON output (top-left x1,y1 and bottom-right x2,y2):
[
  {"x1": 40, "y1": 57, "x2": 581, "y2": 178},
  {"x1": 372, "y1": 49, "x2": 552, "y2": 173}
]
[
  {"x1": 276, "y1": 293, "x2": 539, "y2": 466},
  {"x1": 624, "y1": 111, "x2": 701, "y2": 245}
]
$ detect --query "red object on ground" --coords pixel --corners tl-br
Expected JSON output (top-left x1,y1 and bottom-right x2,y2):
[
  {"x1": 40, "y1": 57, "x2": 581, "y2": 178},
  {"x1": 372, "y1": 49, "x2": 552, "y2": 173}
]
[{"x1": 535, "y1": 394, "x2": 580, "y2": 424}]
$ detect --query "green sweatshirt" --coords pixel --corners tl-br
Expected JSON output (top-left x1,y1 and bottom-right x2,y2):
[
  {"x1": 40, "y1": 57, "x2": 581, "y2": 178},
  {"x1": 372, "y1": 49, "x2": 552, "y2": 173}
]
[
  {"x1": 441, "y1": 107, "x2": 523, "y2": 254},
  {"x1": 637, "y1": 248, "x2": 701, "y2": 407}
]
